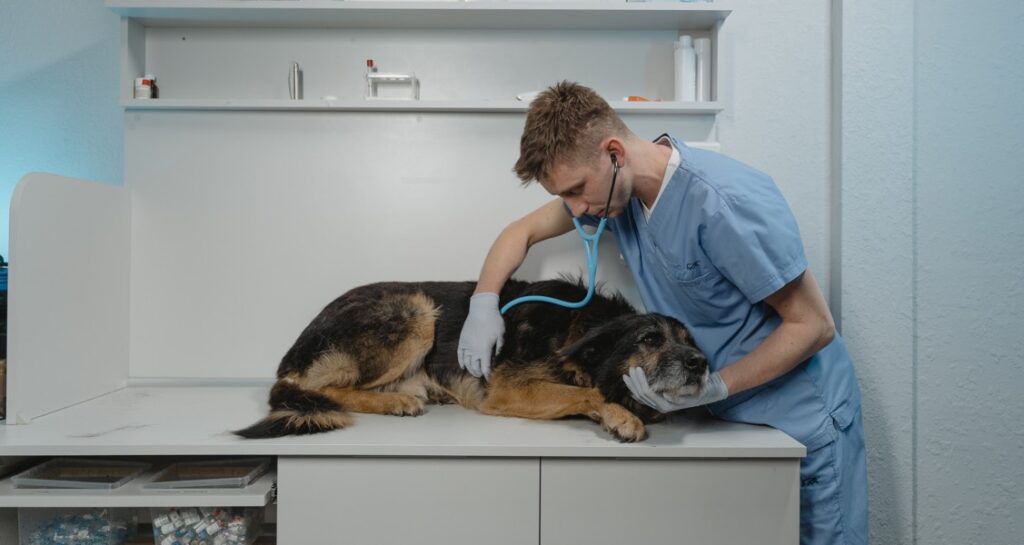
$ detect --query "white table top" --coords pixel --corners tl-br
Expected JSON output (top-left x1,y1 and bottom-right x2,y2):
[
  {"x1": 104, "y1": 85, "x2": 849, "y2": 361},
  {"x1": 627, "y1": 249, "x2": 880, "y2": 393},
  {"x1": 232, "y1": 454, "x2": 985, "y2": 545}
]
[{"x1": 0, "y1": 386, "x2": 804, "y2": 458}]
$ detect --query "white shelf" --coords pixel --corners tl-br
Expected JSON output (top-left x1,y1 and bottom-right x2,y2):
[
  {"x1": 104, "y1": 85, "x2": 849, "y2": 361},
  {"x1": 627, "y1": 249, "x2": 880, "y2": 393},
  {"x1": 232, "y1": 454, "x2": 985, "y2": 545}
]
[
  {"x1": 107, "y1": 1, "x2": 731, "y2": 30},
  {"x1": 0, "y1": 386, "x2": 804, "y2": 458},
  {"x1": 0, "y1": 469, "x2": 275, "y2": 508},
  {"x1": 121, "y1": 98, "x2": 724, "y2": 114}
]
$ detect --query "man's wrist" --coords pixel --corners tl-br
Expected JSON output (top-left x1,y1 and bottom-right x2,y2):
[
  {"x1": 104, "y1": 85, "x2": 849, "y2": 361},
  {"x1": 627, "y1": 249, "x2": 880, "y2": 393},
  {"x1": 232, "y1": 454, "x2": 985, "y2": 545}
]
[{"x1": 718, "y1": 368, "x2": 740, "y2": 397}]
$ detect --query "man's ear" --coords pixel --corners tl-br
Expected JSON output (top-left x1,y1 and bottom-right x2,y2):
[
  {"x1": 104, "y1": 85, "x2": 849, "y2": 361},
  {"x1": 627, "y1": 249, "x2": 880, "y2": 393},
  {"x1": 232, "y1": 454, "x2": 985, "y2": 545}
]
[{"x1": 559, "y1": 318, "x2": 628, "y2": 365}]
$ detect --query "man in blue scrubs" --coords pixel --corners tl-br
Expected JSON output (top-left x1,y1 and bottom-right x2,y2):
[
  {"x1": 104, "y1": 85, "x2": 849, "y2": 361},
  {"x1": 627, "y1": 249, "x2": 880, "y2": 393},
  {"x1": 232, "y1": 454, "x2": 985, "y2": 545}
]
[{"x1": 457, "y1": 82, "x2": 867, "y2": 544}]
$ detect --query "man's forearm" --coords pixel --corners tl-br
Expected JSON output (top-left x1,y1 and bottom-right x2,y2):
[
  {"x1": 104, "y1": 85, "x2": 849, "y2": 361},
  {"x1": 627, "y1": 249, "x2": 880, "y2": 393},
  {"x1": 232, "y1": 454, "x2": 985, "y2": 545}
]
[
  {"x1": 719, "y1": 318, "x2": 834, "y2": 396},
  {"x1": 474, "y1": 223, "x2": 530, "y2": 294}
]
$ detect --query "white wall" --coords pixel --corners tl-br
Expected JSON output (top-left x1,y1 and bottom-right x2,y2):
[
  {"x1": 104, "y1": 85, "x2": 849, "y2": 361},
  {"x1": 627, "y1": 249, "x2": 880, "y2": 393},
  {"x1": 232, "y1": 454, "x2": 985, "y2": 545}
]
[
  {"x1": 0, "y1": 0, "x2": 123, "y2": 259},
  {"x1": 841, "y1": 1, "x2": 1024, "y2": 543}
]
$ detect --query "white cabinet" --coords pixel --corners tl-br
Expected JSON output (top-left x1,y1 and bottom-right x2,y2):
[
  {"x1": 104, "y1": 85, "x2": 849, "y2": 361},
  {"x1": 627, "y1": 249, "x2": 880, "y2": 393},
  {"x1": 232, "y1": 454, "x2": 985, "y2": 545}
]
[
  {"x1": 540, "y1": 458, "x2": 799, "y2": 545},
  {"x1": 275, "y1": 455, "x2": 800, "y2": 545},
  {"x1": 277, "y1": 456, "x2": 540, "y2": 545}
]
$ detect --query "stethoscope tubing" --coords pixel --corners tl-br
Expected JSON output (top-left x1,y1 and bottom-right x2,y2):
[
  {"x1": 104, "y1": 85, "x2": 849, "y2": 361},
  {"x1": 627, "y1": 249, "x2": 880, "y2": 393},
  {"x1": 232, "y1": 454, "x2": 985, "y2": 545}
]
[{"x1": 500, "y1": 158, "x2": 619, "y2": 315}]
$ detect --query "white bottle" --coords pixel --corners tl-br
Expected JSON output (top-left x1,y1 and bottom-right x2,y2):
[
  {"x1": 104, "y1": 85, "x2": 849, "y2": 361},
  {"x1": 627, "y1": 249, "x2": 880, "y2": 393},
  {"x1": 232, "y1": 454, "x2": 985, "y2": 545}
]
[
  {"x1": 694, "y1": 37, "x2": 712, "y2": 102},
  {"x1": 674, "y1": 35, "x2": 697, "y2": 102}
]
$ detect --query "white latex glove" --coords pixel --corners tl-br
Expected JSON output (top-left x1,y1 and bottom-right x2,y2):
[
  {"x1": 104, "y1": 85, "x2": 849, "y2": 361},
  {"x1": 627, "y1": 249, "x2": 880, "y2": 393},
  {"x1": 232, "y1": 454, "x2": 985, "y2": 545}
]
[
  {"x1": 457, "y1": 293, "x2": 505, "y2": 380},
  {"x1": 623, "y1": 366, "x2": 728, "y2": 413}
]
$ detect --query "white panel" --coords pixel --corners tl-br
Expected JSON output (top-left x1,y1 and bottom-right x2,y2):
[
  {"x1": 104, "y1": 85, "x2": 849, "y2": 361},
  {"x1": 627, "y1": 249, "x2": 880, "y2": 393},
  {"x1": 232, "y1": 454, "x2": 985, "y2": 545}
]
[
  {"x1": 541, "y1": 458, "x2": 799, "y2": 545},
  {"x1": 277, "y1": 457, "x2": 538, "y2": 545},
  {"x1": 7, "y1": 173, "x2": 130, "y2": 423}
]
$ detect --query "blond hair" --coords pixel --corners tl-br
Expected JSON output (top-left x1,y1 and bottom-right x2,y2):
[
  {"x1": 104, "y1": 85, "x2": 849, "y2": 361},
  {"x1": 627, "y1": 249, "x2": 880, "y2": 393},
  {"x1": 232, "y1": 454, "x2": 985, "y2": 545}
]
[{"x1": 513, "y1": 81, "x2": 630, "y2": 185}]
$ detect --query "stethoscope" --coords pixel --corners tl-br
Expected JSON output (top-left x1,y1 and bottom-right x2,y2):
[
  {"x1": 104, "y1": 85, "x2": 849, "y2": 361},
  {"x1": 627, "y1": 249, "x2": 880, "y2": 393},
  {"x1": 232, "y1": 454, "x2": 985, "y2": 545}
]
[{"x1": 500, "y1": 154, "x2": 620, "y2": 315}]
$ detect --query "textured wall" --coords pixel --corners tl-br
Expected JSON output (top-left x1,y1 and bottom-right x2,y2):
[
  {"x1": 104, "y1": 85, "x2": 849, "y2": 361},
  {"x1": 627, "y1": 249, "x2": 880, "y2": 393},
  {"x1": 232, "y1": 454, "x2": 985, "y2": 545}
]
[
  {"x1": 0, "y1": 0, "x2": 122, "y2": 258},
  {"x1": 839, "y1": 1, "x2": 916, "y2": 543},
  {"x1": 914, "y1": 1, "x2": 1024, "y2": 543},
  {"x1": 842, "y1": 1, "x2": 1024, "y2": 543}
]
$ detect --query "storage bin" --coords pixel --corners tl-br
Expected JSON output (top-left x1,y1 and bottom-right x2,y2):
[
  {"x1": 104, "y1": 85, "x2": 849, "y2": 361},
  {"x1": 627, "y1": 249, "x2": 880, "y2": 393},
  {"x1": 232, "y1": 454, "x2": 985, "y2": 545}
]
[
  {"x1": 12, "y1": 459, "x2": 150, "y2": 490},
  {"x1": 19, "y1": 507, "x2": 138, "y2": 545},
  {"x1": 149, "y1": 506, "x2": 264, "y2": 545}
]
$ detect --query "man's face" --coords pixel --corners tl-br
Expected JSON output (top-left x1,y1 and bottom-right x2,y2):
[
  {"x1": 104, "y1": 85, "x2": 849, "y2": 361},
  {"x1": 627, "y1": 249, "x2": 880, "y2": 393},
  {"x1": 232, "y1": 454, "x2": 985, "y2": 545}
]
[{"x1": 541, "y1": 156, "x2": 626, "y2": 219}]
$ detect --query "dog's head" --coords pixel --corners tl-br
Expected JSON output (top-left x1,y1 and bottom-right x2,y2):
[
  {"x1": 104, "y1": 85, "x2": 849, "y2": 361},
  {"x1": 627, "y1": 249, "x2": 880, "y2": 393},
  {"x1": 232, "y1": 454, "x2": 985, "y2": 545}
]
[{"x1": 560, "y1": 313, "x2": 709, "y2": 411}]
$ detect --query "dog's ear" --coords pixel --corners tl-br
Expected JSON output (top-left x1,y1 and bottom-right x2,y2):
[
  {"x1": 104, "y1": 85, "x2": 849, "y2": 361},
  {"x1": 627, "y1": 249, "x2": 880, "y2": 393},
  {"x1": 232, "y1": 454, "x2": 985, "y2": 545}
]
[{"x1": 559, "y1": 318, "x2": 628, "y2": 366}]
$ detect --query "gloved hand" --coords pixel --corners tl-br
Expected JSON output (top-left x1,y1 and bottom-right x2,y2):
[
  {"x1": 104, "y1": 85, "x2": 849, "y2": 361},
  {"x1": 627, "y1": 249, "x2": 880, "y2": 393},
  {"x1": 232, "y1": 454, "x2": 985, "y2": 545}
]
[
  {"x1": 457, "y1": 292, "x2": 505, "y2": 380},
  {"x1": 623, "y1": 366, "x2": 729, "y2": 413}
]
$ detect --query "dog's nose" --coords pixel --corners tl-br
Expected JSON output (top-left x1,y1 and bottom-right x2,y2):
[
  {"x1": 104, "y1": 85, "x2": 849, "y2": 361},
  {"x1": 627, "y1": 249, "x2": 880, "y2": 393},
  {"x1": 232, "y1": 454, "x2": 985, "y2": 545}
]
[{"x1": 684, "y1": 355, "x2": 707, "y2": 372}]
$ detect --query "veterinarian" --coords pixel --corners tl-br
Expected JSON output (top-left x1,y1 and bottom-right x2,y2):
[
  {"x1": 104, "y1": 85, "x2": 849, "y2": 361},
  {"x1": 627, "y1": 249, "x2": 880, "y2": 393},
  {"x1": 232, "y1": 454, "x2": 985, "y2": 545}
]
[{"x1": 457, "y1": 81, "x2": 867, "y2": 545}]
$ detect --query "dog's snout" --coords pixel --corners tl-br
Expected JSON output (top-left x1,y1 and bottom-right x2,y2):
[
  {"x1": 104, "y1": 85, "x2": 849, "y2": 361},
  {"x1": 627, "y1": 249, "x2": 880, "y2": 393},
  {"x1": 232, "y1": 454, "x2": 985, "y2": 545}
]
[{"x1": 680, "y1": 348, "x2": 708, "y2": 374}]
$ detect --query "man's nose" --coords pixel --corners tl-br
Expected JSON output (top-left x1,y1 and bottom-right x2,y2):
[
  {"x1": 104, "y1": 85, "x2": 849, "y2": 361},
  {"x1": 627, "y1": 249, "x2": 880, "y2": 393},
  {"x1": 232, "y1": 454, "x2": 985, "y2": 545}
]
[{"x1": 565, "y1": 198, "x2": 588, "y2": 218}]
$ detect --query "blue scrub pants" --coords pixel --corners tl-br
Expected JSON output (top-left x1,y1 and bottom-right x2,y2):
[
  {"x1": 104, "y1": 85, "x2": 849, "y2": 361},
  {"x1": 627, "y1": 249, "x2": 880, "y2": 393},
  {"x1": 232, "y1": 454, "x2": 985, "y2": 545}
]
[{"x1": 799, "y1": 410, "x2": 868, "y2": 545}]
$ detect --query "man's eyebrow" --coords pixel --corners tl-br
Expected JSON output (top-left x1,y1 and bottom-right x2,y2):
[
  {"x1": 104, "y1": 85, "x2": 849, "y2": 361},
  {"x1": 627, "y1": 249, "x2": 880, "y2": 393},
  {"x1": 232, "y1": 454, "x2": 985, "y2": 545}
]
[{"x1": 559, "y1": 181, "x2": 584, "y2": 197}]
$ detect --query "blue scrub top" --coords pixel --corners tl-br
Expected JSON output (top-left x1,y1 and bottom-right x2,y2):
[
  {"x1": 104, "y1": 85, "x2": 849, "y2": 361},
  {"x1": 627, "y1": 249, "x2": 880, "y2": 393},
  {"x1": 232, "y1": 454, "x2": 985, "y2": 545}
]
[{"x1": 577, "y1": 136, "x2": 861, "y2": 450}]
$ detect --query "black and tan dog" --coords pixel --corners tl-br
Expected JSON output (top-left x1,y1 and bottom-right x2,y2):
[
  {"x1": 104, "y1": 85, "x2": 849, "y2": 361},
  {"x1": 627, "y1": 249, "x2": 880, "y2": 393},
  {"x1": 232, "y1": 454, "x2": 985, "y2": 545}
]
[{"x1": 235, "y1": 278, "x2": 708, "y2": 442}]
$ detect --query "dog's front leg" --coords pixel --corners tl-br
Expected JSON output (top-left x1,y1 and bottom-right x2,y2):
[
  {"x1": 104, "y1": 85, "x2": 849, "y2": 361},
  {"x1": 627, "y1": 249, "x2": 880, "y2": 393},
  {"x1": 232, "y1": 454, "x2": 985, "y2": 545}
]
[{"x1": 479, "y1": 376, "x2": 646, "y2": 442}]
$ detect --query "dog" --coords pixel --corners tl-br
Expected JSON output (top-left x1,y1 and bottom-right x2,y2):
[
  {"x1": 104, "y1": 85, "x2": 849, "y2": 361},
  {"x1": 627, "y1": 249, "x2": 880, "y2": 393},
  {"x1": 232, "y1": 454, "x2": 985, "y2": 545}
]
[{"x1": 235, "y1": 278, "x2": 708, "y2": 442}]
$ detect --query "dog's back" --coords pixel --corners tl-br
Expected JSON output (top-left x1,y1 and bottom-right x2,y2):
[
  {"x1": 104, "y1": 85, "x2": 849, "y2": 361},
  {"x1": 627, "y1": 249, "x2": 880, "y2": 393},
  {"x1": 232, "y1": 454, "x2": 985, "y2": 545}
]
[{"x1": 235, "y1": 278, "x2": 639, "y2": 438}]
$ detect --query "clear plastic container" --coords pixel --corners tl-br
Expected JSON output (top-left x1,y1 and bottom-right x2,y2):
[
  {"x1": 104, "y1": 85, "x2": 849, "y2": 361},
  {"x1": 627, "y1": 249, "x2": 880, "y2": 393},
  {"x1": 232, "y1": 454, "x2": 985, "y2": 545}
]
[
  {"x1": 149, "y1": 506, "x2": 264, "y2": 545},
  {"x1": 143, "y1": 458, "x2": 270, "y2": 489},
  {"x1": 19, "y1": 507, "x2": 138, "y2": 545},
  {"x1": 11, "y1": 459, "x2": 150, "y2": 490}
]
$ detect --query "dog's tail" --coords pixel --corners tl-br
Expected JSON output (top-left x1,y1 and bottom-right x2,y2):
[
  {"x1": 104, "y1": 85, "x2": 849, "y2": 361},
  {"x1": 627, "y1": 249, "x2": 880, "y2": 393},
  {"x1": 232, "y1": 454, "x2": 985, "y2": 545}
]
[{"x1": 234, "y1": 381, "x2": 353, "y2": 439}]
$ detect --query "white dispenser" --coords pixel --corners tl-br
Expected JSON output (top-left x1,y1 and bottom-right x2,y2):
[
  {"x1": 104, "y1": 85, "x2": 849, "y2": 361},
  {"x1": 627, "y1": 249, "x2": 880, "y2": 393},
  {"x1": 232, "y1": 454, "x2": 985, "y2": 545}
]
[{"x1": 674, "y1": 35, "x2": 697, "y2": 102}]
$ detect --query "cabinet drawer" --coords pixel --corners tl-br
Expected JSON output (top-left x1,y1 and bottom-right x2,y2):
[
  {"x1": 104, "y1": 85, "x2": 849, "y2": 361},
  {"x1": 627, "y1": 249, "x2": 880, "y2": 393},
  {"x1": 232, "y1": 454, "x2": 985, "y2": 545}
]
[
  {"x1": 541, "y1": 458, "x2": 798, "y2": 545},
  {"x1": 278, "y1": 457, "x2": 538, "y2": 545}
]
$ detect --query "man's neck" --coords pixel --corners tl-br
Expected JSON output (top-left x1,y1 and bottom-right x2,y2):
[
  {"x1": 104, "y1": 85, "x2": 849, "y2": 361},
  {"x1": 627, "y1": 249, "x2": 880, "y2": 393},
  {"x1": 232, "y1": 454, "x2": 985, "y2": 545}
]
[{"x1": 632, "y1": 139, "x2": 674, "y2": 209}]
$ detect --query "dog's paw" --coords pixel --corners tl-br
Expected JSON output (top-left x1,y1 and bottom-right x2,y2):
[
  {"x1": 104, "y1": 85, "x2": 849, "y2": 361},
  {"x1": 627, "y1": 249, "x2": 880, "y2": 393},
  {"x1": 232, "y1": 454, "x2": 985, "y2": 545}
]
[
  {"x1": 389, "y1": 394, "x2": 426, "y2": 417},
  {"x1": 600, "y1": 404, "x2": 647, "y2": 442}
]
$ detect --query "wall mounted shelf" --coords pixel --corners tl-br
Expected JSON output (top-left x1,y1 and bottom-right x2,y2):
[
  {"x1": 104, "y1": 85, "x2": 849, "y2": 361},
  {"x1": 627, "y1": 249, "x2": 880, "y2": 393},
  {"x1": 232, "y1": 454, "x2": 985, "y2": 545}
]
[
  {"x1": 122, "y1": 98, "x2": 724, "y2": 114},
  {"x1": 107, "y1": 1, "x2": 731, "y2": 31}
]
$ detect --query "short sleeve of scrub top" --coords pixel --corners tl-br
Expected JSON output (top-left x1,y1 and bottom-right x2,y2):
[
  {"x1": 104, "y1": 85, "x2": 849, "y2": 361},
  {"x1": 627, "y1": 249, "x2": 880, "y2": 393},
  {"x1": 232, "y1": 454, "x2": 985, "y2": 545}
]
[{"x1": 702, "y1": 188, "x2": 808, "y2": 304}]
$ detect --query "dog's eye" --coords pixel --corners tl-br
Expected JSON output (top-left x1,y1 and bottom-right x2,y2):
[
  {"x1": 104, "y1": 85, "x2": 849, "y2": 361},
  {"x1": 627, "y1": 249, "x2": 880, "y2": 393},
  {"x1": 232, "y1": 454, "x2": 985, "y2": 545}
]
[{"x1": 638, "y1": 333, "x2": 662, "y2": 346}]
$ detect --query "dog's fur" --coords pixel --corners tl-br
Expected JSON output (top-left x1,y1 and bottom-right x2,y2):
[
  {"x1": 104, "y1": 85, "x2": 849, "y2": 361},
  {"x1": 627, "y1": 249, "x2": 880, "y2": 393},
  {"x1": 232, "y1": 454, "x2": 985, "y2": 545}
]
[{"x1": 235, "y1": 278, "x2": 708, "y2": 442}]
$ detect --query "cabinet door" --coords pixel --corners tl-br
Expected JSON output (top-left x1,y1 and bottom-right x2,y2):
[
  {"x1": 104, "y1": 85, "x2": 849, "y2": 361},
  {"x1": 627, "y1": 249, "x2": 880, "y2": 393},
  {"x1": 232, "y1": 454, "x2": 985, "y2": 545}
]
[
  {"x1": 541, "y1": 459, "x2": 798, "y2": 545},
  {"x1": 278, "y1": 457, "x2": 539, "y2": 545}
]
